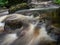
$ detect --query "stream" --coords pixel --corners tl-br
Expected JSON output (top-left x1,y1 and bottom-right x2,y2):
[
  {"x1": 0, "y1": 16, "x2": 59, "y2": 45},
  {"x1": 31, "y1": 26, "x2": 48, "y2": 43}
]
[{"x1": 0, "y1": 0, "x2": 60, "y2": 45}]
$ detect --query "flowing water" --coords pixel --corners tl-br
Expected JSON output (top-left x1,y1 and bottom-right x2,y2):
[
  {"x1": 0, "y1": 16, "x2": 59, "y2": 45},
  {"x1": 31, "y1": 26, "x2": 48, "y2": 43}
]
[
  {"x1": 0, "y1": 0, "x2": 60, "y2": 45},
  {"x1": 29, "y1": 0, "x2": 60, "y2": 8},
  {"x1": 0, "y1": 14, "x2": 58, "y2": 45}
]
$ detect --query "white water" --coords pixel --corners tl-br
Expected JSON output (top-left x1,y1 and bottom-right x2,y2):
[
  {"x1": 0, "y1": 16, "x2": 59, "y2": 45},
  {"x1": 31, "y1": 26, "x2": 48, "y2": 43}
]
[
  {"x1": 39, "y1": 23, "x2": 55, "y2": 41},
  {"x1": 0, "y1": 23, "x2": 5, "y2": 27},
  {"x1": 0, "y1": 15, "x2": 8, "y2": 32},
  {"x1": 1, "y1": 33, "x2": 18, "y2": 45},
  {"x1": 0, "y1": 14, "x2": 57, "y2": 45},
  {"x1": 0, "y1": 15, "x2": 8, "y2": 22}
]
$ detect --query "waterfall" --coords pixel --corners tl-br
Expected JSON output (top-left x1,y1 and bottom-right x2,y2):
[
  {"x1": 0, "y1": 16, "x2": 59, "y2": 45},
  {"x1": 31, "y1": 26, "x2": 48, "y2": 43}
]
[{"x1": 28, "y1": 0, "x2": 60, "y2": 8}]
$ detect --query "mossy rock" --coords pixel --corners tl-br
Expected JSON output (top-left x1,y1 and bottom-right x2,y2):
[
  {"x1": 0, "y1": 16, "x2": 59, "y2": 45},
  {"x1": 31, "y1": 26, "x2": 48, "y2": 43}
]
[{"x1": 9, "y1": 3, "x2": 29, "y2": 13}]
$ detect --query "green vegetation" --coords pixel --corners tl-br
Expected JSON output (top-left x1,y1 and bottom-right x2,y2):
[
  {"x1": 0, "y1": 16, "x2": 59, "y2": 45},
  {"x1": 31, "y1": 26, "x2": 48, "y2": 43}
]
[
  {"x1": 0, "y1": 0, "x2": 27, "y2": 7},
  {"x1": 53, "y1": 0, "x2": 60, "y2": 4},
  {"x1": 0, "y1": 0, "x2": 8, "y2": 7}
]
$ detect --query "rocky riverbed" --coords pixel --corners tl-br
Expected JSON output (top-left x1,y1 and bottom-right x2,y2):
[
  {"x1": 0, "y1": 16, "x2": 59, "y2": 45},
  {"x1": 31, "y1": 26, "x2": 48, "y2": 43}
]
[{"x1": 0, "y1": 13, "x2": 60, "y2": 45}]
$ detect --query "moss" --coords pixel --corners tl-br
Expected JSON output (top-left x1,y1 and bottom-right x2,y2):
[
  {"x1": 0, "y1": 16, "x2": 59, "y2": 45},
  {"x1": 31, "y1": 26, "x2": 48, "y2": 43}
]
[
  {"x1": 9, "y1": 3, "x2": 29, "y2": 13},
  {"x1": 53, "y1": 0, "x2": 60, "y2": 4}
]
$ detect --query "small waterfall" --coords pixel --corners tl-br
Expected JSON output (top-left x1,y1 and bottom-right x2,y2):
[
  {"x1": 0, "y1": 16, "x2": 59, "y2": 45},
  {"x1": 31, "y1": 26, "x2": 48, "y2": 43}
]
[
  {"x1": 27, "y1": 0, "x2": 60, "y2": 8},
  {"x1": 0, "y1": 15, "x2": 8, "y2": 33},
  {"x1": 30, "y1": 0, "x2": 51, "y2": 8}
]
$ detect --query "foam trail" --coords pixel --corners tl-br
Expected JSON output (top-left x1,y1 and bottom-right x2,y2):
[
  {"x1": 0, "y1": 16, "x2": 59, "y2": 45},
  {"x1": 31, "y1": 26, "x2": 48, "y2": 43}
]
[
  {"x1": 38, "y1": 23, "x2": 56, "y2": 43},
  {"x1": 1, "y1": 33, "x2": 18, "y2": 45},
  {"x1": 28, "y1": 23, "x2": 56, "y2": 45},
  {"x1": 0, "y1": 15, "x2": 8, "y2": 32},
  {"x1": 0, "y1": 15, "x2": 8, "y2": 22}
]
